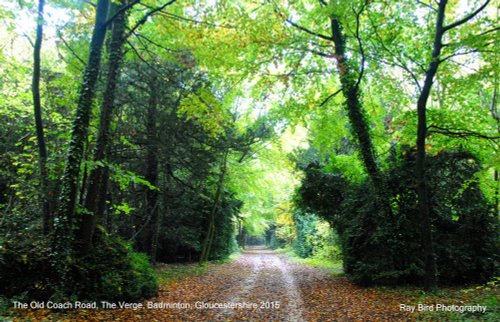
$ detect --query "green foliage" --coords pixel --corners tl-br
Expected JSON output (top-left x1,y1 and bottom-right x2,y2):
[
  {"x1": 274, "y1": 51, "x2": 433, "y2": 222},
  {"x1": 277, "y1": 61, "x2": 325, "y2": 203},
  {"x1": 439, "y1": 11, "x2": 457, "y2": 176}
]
[
  {"x1": 178, "y1": 87, "x2": 231, "y2": 138},
  {"x1": 207, "y1": 195, "x2": 242, "y2": 260},
  {"x1": 0, "y1": 233, "x2": 51, "y2": 300},
  {"x1": 62, "y1": 229, "x2": 157, "y2": 301},
  {"x1": 413, "y1": 277, "x2": 500, "y2": 321},
  {"x1": 292, "y1": 212, "x2": 317, "y2": 258},
  {"x1": 125, "y1": 251, "x2": 158, "y2": 300},
  {"x1": 1, "y1": 0, "x2": 497, "y2": 306},
  {"x1": 288, "y1": 252, "x2": 343, "y2": 275},
  {"x1": 0, "y1": 227, "x2": 157, "y2": 302},
  {"x1": 297, "y1": 150, "x2": 499, "y2": 286},
  {"x1": 288, "y1": 211, "x2": 343, "y2": 272}
]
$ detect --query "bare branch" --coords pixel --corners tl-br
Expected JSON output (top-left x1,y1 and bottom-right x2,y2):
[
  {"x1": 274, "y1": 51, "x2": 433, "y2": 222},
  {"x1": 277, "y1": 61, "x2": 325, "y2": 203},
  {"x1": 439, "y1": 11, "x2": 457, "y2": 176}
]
[
  {"x1": 294, "y1": 46, "x2": 333, "y2": 58},
  {"x1": 443, "y1": 0, "x2": 491, "y2": 32},
  {"x1": 160, "y1": 11, "x2": 225, "y2": 28},
  {"x1": 443, "y1": 28, "x2": 496, "y2": 47},
  {"x1": 490, "y1": 87, "x2": 499, "y2": 124},
  {"x1": 370, "y1": 55, "x2": 422, "y2": 92},
  {"x1": 477, "y1": 26, "x2": 500, "y2": 37},
  {"x1": 402, "y1": 52, "x2": 427, "y2": 73}
]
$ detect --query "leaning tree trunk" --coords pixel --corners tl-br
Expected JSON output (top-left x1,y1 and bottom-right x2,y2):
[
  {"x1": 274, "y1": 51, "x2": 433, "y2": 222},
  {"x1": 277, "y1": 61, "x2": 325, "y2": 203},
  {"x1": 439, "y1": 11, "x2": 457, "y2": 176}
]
[
  {"x1": 52, "y1": 0, "x2": 110, "y2": 289},
  {"x1": 32, "y1": 0, "x2": 51, "y2": 234},
  {"x1": 329, "y1": 17, "x2": 382, "y2": 188},
  {"x1": 200, "y1": 149, "x2": 229, "y2": 263},
  {"x1": 78, "y1": 1, "x2": 128, "y2": 253}
]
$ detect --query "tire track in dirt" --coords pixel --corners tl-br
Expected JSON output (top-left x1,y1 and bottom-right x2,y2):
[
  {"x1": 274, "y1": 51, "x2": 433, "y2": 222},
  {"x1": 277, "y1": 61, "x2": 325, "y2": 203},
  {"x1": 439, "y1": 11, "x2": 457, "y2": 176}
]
[{"x1": 216, "y1": 246, "x2": 304, "y2": 321}]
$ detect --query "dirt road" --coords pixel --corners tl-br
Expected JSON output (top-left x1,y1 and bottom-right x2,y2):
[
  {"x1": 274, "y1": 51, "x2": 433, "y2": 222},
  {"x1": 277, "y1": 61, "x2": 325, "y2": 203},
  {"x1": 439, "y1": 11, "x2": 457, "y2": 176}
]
[
  {"x1": 144, "y1": 246, "x2": 411, "y2": 321},
  {"x1": 11, "y1": 247, "x2": 414, "y2": 321}
]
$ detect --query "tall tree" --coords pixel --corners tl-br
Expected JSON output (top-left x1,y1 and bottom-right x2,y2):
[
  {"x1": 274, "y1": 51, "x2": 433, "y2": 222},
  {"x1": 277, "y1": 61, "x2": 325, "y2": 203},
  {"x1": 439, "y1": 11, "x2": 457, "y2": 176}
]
[
  {"x1": 52, "y1": 0, "x2": 110, "y2": 285},
  {"x1": 415, "y1": 0, "x2": 491, "y2": 290},
  {"x1": 78, "y1": 0, "x2": 128, "y2": 253},
  {"x1": 32, "y1": 0, "x2": 51, "y2": 234},
  {"x1": 144, "y1": 76, "x2": 160, "y2": 263},
  {"x1": 283, "y1": 0, "x2": 382, "y2": 187},
  {"x1": 327, "y1": 2, "x2": 381, "y2": 187}
]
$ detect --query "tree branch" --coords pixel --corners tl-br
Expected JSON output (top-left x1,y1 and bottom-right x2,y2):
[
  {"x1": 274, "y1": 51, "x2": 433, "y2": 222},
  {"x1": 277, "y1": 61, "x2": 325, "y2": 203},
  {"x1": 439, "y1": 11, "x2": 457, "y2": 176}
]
[
  {"x1": 22, "y1": 32, "x2": 34, "y2": 47},
  {"x1": 443, "y1": 0, "x2": 491, "y2": 32},
  {"x1": 428, "y1": 124, "x2": 500, "y2": 141},
  {"x1": 126, "y1": 39, "x2": 165, "y2": 77},
  {"x1": 416, "y1": 0, "x2": 437, "y2": 12},
  {"x1": 126, "y1": 0, "x2": 178, "y2": 38},
  {"x1": 352, "y1": 1, "x2": 368, "y2": 90},
  {"x1": 440, "y1": 47, "x2": 494, "y2": 63},
  {"x1": 319, "y1": 88, "x2": 342, "y2": 107},
  {"x1": 104, "y1": 0, "x2": 141, "y2": 26},
  {"x1": 367, "y1": 15, "x2": 422, "y2": 92},
  {"x1": 57, "y1": 30, "x2": 86, "y2": 66},
  {"x1": 286, "y1": 19, "x2": 332, "y2": 41},
  {"x1": 82, "y1": 0, "x2": 96, "y2": 8},
  {"x1": 158, "y1": 11, "x2": 230, "y2": 28},
  {"x1": 131, "y1": 32, "x2": 182, "y2": 53},
  {"x1": 295, "y1": 46, "x2": 333, "y2": 58}
]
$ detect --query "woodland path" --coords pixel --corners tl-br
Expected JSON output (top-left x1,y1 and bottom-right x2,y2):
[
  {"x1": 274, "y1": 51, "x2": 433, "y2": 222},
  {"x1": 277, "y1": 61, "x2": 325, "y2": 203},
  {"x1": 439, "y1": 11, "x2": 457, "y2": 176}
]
[{"x1": 14, "y1": 247, "x2": 415, "y2": 321}]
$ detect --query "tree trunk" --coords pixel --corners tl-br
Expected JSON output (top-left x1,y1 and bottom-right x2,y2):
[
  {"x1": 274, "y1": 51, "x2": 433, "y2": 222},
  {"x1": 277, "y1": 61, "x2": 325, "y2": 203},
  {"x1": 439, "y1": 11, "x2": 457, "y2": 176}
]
[
  {"x1": 329, "y1": 18, "x2": 382, "y2": 187},
  {"x1": 78, "y1": 1, "x2": 128, "y2": 253},
  {"x1": 32, "y1": 0, "x2": 51, "y2": 234},
  {"x1": 495, "y1": 170, "x2": 499, "y2": 216},
  {"x1": 491, "y1": 88, "x2": 499, "y2": 216},
  {"x1": 416, "y1": 0, "x2": 448, "y2": 291},
  {"x1": 329, "y1": 16, "x2": 395, "y2": 244},
  {"x1": 144, "y1": 79, "x2": 159, "y2": 263},
  {"x1": 52, "y1": 0, "x2": 110, "y2": 285},
  {"x1": 200, "y1": 149, "x2": 229, "y2": 263}
]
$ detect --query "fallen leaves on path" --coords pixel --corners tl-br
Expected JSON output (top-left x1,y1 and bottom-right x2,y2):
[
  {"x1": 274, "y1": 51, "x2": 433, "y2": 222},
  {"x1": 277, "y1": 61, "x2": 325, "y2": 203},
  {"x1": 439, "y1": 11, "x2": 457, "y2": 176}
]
[{"x1": 7, "y1": 248, "x2": 497, "y2": 321}]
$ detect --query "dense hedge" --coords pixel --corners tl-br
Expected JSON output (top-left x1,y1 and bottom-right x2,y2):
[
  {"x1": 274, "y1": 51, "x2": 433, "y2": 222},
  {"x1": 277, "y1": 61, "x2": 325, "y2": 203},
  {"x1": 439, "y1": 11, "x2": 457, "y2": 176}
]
[
  {"x1": 0, "y1": 227, "x2": 157, "y2": 301},
  {"x1": 297, "y1": 150, "x2": 499, "y2": 285}
]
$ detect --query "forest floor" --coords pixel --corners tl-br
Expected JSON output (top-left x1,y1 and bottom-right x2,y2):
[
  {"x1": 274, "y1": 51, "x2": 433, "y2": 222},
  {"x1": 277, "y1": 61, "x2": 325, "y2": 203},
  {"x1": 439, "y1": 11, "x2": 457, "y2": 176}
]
[{"x1": 7, "y1": 246, "x2": 498, "y2": 321}]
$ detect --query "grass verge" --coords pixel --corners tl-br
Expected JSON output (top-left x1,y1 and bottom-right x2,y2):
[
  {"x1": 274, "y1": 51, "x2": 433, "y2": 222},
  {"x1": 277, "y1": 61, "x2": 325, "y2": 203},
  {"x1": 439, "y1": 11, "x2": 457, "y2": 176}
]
[{"x1": 281, "y1": 247, "x2": 343, "y2": 275}]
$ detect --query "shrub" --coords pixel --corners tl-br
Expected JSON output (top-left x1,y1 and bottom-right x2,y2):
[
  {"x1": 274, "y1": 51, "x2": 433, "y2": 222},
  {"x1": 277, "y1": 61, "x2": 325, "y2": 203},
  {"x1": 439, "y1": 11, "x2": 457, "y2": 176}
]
[
  {"x1": 68, "y1": 227, "x2": 158, "y2": 301},
  {"x1": 0, "y1": 227, "x2": 158, "y2": 302},
  {"x1": 297, "y1": 150, "x2": 499, "y2": 286},
  {"x1": 0, "y1": 233, "x2": 52, "y2": 300}
]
